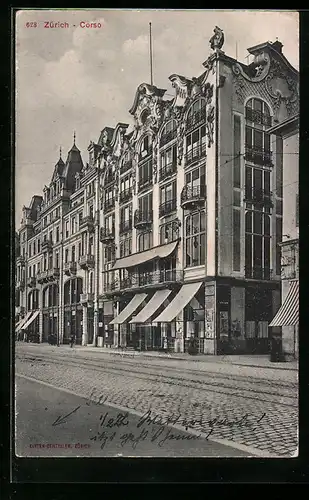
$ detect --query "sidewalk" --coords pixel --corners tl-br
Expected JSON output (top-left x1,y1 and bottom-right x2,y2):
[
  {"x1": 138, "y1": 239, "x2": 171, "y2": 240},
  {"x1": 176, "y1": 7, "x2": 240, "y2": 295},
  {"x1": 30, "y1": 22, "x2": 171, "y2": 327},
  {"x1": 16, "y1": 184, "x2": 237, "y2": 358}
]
[{"x1": 74, "y1": 345, "x2": 298, "y2": 371}]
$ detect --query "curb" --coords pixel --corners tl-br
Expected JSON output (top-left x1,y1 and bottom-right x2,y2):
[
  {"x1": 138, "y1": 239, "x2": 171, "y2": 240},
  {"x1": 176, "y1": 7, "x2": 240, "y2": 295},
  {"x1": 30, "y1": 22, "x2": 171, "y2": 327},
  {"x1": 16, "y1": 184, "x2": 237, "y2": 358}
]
[{"x1": 75, "y1": 347, "x2": 298, "y2": 372}]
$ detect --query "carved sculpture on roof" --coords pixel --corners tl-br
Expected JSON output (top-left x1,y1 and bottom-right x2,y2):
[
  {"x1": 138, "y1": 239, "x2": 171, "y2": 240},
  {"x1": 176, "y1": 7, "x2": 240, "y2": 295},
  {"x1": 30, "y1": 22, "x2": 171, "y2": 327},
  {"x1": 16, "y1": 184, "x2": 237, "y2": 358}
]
[
  {"x1": 169, "y1": 74, "x2": 191, "y2": 108},
  {"x1": 191, "y1": 77, "x2": 202, "y2": 98},
  {"x1": 232, "y1": 52, "x2": 271, "y2": 83},
  {"x1": 265, "y1": 58, "x2": 299, "y2": 120},
  {"x1": 209, "y1": 26, "x2": 225, "y2": 51}
]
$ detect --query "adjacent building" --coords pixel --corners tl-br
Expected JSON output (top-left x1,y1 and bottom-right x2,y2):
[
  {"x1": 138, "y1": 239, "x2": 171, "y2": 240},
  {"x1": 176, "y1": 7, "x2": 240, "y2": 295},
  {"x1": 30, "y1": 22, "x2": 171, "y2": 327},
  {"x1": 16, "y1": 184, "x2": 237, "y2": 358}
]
[
  {"x1": 269, "y1": 114, "x2": 299, "y2": 359},
  {"x1": 15, "y1": 29, "x2": 299, "y2": 355}
]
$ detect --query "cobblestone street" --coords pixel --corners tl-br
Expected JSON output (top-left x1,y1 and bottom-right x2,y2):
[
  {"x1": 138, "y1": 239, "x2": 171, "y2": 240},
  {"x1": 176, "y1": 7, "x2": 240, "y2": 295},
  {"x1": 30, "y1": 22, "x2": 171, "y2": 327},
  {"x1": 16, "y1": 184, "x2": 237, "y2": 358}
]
[{"x1": 15, "y1": 343, "x2": 298, "y2": 457}]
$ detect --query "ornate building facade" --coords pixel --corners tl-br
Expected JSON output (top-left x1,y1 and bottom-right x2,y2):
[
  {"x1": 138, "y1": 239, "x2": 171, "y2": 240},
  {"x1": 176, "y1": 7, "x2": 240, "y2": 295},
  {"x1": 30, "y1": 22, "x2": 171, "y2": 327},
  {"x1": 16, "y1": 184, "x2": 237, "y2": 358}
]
[{"x1": 15, "y1": 29, "x2": 299, "y2": 354}]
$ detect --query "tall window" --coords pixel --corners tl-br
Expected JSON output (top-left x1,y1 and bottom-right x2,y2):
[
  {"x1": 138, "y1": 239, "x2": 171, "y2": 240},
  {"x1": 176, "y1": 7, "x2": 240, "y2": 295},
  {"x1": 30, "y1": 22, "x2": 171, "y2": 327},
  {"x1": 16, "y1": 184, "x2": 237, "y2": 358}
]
[
  {"x1": 185, "y1": 211, "x2": 206, "y2": 267},
  {"x1": 138, "y1": 159, "x2": 152, "y2": 189},
  {"x1": 71, "y1": 216, "x2": 76, "y2": 234},
  {"x1": 186, "y1": 126, "x2": 206, "y2": 164},
  {"x1": 159, "y1": 144, "x2": 177, "y2": 180},
  {"x1": 72, "y1": 245, "x2": 76, "y2": 262},
  {"x1": 37, "y1": 239, "x2": 40, "y2": 253},
  {"x1": 120, "y1": 204, "x2": 132, "y2": 233},
  {"x1": 159, "y1": 181, "x2": 177, "y2": 217},
  {"x1": 65, "y1": 248, "x2": 69, "y2": 263},
  {"x1": 138, "y1": 192, "x2": 153, "y2": 215},
  {"x1": 160, "y1": 120, "x2": 177, "y2": 147},
  {"x1": 245, "y1": 211, "x2": 271, "y2": 279},
  {"x1": 185, "y1": 165, "x2": 205, "y2": 197},
  {"x1": 139, "y1": 134, "x2": 152, "y2": 160},
  {"x1": 138, "y1": 231, "x2": 153, "y2": 252},
  {"x1": 64, "y1": 278, "x2": 83, "y2": 305},
  {"x1": 119, "y1": 174, "x2": 133, "y2": 203},
  {"x1": 104, "y1": 186, "x2": 115, "y2": 210},
  {"x1": 56, "y1": 226, "x2": 60, "y2": 242},
  {"x1": 65, "y1": 221, "x2": 69, "y2": 238},
  {"x1": 120, "y1": 235, "x2": 132, "y2": 257},
  {"x1": 233, "y1": 114, "x2": 241, "y2": 271},
  {"x1": 104, "y1": 213, "x2": 115, "y2": 234},
  {"x1": 120, "y1": 152, "x2": 132, "y2": 175},
  {"x1": 56, "y1": 251, "x2": 59, "y2": 269},
  {"x1": 245, "y1": 98, "x2": 272, "y2": 167},
  {"x1": 159, "y1": 217, "x2": 180, "y2": 244}
]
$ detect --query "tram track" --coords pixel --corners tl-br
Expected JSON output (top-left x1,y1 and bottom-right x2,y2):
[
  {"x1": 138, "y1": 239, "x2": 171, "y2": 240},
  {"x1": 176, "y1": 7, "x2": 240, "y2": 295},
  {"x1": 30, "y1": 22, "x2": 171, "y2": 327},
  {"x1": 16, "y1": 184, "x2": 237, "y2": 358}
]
[{"x1": 16, "y1": 352, "x2": 298, "y2": 408}]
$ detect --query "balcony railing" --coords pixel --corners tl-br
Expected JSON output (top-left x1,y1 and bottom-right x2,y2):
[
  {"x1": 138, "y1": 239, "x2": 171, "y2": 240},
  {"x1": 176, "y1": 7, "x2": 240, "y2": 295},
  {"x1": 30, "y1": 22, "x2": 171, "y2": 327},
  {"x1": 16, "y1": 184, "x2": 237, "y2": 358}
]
[
  {"x1": 138, "y1": 177, "x2": 153, "y2": 191},
  {"x1": 245, "y1": 266, "x2": 273, "y2": 280},
  {"x1": 119, "y1": 220, "x2": 132, "y2": 234},
  {"x1": 186, "y1": 108, "x2": 206, "y2": 131},
  {"x1": 104, "y1": 197, "x2": 115, "y2": 212},
  {"x1": 80, "y1": 293, "x2": 94, "y2": 305},
  {"x1": 119, "y1": 269, "x2": 184, "y2": 290},
  {"x1": 159, "y1": 162, "x2": 177, "y2": 181},
  {"x1": 181, "y1": 185, "x2": 206, "y2": 209},
  {"x1": 160, "y1": 129, "x2": 177, "y2": 147},
  {"x1": 120, "y1": 160, "x2": 132, "y2": 175},
  {"x1": 245, "y1": 107, "x2": 272, "y2": 127},
  {"x1": 16, "y1": 256, "x2": 25, "y2": 266},
  {"x1": 79, "y1": 254, "x2": 95, "y2": 269},
  {"x1": 104, "y1": 280, "x2": 120, "y2": 293},
  {"x1": 134, "y1": 210, "x2": 153, "y2": 229},
  {"x1": 27, "y1": 276, "x2": 36, "y2": 288},
  {"x1": 64, "y1": 261, "x2": 77, "y2": 275},
  {"x1": 47, "y1": 267, "x2": 60, "y2": 281},
  {"x1": 37, "y1": 270, "x2": 48, "y2": 284},
  {"x1": 185, "y1": 143, "x2": 206, "y2": 166},
  {"x1": 159, "y1": 199, "x2": 177, "y2": 218},
  {"x1": 100, "y1": 227, "x2": 115, "y2": 244},
  {"x1": 79, "y1": 215, "x2": 95, "y2": 233},
  {"x1": 41, "y1": 239, "x2": 53, "y2": 252},
  {"x1": 245, "y1": 146, "x2": 273, "y2": 167},
  {"x1": 119, "y1": 187, "x2": 133, "y2": 204},
  {"x1": 244, "y1": 189, "x2": 273, "y2": 207}
]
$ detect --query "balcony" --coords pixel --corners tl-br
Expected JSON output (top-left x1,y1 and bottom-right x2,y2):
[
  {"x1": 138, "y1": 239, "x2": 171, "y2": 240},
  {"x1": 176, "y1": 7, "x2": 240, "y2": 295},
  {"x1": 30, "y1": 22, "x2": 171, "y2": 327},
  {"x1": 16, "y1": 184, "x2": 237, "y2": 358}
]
[
  {"x1": 244, "y1": 189, "x2": 273, "y2": 207},
  {"x1": 159, "y1": 162, "x2": 177, "y2": 182},
  {"x1": 134, "y1": 210, "x2": 153, "y2": 229},
  {"x1": 245, "y1": 146, "x2": 273, "y2": 167},
  {"x1": 245, "y1": 107, "x2": 272, "y2": 127},
  {"x1": 119, "y1": 187, "x2": 133, "y2": 204},
  {"x1": 27, "y1": 276, "x2": 36, "y2": 288},
  {"x1": 138, "y1": 177, "x2": 153, "y2": 192},
  {"x1": 245, "y1": 266, "x2": 273, "y2": 280},
  {"x1": 79, "y1": 254, "x2": 95, "y2": 270},
  {"x1": 100, "y1": 227, "x2": 115, "y2": 244},
  {"x1": 16, "y1": 278, "x2": 25, "y2": 290},
  {"x1": 181, "y1": 185, "x2": 206, "y2": 209},
  {"x1": 37, "y1": 270, "x2": 48, "y2": 284},
  {"x1": 160, "y1": 129, "x2": 177, "y2": 147},
  {"x1": 186, "y1": 108, "x2": 206, "y2": 131},
  {"x1": 64, "y1": 261, "x2": 77, "y2": 276},
  {"x1": 119, "y1": 220, "x2": 132, "y2": 234},
  {"x1": 185, "y1": 143, "x2": 206, "y2": 167},
  {"x1": 104, "y1": 197, "x2": 115, "y2": 212},
  {"x1": 120, "y1": 160, "x2": 132, "y2": 175},
  {"x1": 41, "y1": 239, "x2": 53, "y2": 253},
  {"x1": 47, "y1": 267, "x2": 60, "y2": 281},
  {"x1": 159, "y1": 199, "x2": 177, "y2": 218},
  {"x1": 79, "y1": 215, "x2": 95, "y2": 233},
  {"x1": 104, "y1": 280, "x2": 120, "y2": 294},
  {"x1": 80, "y1": 293, "x2": 94, "y2": 305},
  {"x1": 119, "y1": 270, "x2": 184, "y2": 291}
]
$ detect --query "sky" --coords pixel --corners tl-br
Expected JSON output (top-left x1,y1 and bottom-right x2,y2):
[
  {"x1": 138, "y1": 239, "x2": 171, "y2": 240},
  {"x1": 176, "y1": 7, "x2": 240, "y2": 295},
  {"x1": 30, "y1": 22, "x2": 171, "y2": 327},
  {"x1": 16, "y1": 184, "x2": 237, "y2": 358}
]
[{"x1": 15, "y1": 9, "x2": 299, "y2": 226}]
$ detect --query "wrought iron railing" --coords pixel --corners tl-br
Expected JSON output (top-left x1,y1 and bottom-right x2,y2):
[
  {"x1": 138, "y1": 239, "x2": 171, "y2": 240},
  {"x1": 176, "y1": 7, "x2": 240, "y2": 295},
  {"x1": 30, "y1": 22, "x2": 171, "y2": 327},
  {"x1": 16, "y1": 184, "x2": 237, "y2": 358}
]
[
  {"x1": 159, "y1": 199, "x2": 177, "y2": 217},
  {"x1": 134, "y1": 210, "x2": 153, "y2": 227},
  {"x1": 159, "y1": 162, "x2": 177, "y2": 181},
  {"x1": 181, "y1": 184, "x2": 206, "y2": 206},
  {"x1": 119, "y1": 187, "x2": 133, "y2": 204},
  {"x1": 185, "y1": 142, "x2": 206, "y2": 166},
  {"x1": 186, "y1": 108, "x2": 206, "y2": 130},
  {"x1": 245, "y1": 108, "x2": 272, "y2": 127},
  {"x1": 119, "y1": 220, "x2": 132, "y2": 234},
  {"x1": 120, "y1": 159, "x2": 132, "y2": 175},
  {"x1": 245, "y1": 146, "x2": 273, "y2": 167},
  {"x1": 160, "y1": 129, "x2": 177, "y2": 147}
]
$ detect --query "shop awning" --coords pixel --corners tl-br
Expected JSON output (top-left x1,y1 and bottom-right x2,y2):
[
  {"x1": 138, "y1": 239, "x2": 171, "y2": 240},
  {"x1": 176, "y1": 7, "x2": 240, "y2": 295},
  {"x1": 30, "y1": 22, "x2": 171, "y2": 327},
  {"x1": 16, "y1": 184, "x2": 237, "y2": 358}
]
[
  {"x1": 22, "y1": 310, "x2": 40, "y2": 330},
  {"x1": 269, "y1": 280, "x2": 299, "y2": 327},
  {"x1": 129, "y1": 289, "x2": 172, "y2": 324},
  {"x1": 109, "y1": 293, "x2": 148, "y2": 325},
  {"x1": 111, "y1": 240, "x2": 179, "y2": 270},
  {"x1": 153, "y1": 281, "x2": 203, "y2": 323},
  {"x1": 15, "y1": 311, "x2": 32, "y2": 331}
]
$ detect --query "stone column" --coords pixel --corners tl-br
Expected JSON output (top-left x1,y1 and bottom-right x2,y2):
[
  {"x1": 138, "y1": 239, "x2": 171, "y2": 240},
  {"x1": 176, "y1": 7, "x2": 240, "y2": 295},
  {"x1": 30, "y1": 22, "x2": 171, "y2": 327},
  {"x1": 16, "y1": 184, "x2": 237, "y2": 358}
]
[{"x1": 82, "y1": 305, "x2": 88, "y2": 345}]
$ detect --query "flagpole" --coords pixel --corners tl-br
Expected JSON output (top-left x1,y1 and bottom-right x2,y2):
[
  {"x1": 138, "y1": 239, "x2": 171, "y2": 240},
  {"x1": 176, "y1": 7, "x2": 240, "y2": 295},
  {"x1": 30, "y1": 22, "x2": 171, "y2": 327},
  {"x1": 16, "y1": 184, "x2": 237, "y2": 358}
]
[{"x1": 149, "y1": 22, "x2": 153, "y2": 85}]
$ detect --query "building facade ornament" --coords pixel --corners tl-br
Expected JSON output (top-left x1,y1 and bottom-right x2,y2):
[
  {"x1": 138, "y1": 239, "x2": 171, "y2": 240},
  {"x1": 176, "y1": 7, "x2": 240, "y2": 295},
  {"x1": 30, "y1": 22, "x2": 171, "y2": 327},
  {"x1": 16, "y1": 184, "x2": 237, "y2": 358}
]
[
  {"x1": 206, "y1": 105, "x2": 215, "y2": 148},
  {"x1": 209, "y1": 26, "x2": 225, "y2": 51}
]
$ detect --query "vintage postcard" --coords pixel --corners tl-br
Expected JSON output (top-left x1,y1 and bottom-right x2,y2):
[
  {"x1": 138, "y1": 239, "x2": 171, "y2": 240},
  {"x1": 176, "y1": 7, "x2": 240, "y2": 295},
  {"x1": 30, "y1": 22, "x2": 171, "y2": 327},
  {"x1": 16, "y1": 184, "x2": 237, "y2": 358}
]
[{"x1": 15, "y1": 9, "x2": 299, "y2": 458}]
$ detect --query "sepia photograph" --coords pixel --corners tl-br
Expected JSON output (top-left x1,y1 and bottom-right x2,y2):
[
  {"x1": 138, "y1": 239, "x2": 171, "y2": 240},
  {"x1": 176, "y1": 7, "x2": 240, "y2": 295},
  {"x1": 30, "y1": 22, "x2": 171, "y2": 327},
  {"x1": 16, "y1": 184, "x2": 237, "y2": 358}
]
[{"x1": 14, "y1": 9, "x2": 299, "y2": 459}]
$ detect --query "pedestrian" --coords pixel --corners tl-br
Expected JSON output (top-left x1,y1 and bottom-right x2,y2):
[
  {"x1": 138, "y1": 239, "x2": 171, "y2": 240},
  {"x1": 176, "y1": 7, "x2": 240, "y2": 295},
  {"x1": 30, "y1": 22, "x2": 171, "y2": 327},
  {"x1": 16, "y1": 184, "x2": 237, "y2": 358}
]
[{"x1": 69, "y1": 332, "x2": 75, "y2": 348}]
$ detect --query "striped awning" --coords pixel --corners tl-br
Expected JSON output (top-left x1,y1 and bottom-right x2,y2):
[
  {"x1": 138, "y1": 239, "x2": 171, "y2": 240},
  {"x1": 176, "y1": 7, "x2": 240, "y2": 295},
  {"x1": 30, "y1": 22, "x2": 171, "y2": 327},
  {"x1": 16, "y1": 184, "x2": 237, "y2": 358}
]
[
  {"x1": 269, "y1": 280, "x2": 299, "y2": 327},
  {"x1": 109, "y1": 293, "x2": 147, "y2": 325},
  {"x1": 22, "y1": 310, "x2": 40, "y2": 330}
]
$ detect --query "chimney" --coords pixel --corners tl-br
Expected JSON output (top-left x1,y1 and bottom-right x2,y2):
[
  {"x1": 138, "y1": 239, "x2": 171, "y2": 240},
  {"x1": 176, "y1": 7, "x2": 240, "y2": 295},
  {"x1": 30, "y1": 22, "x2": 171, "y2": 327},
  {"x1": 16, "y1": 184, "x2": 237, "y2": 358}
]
[{"x1": 272, "y1": 40, "x2": 283, "y2": 54}]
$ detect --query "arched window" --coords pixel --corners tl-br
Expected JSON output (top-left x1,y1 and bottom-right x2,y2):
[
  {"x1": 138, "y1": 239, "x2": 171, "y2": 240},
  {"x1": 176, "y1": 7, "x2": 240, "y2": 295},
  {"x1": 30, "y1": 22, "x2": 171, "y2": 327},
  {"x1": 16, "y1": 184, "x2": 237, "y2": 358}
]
[
  {"x1": 245, "y1": 98, "x2": 272, "y2": 166},
  {"x1": 185, "y1": 211, "x2": 206, "y2": 268},
  {"x1": 138, "y1": 231, "x2": 153, "y2": 252},
  {"x1": 28, "y1": 289, "x2": 39, "y2": 310},
  {"x1": 185, "y1": 99, "x2": 206, "y2": 166},
  {"x1": 64, "y1": 278, "x2": 83, "y2": 305},
  {"x1": 159, "y1": 218, "x2": 180, "y2": 244},
  {"x1": 120, "y1": 151, "x2": 132, "y2": 175},
  {"x1": 160, "y1": 120, "x2": 177, "y2": 147},
  {"x1": 138, "y1": 134, "x2": 153, "y2": 191}
]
